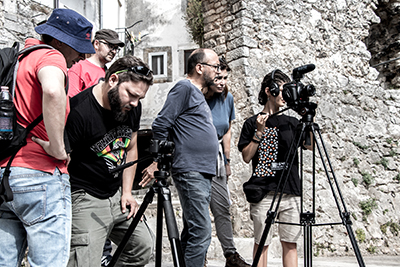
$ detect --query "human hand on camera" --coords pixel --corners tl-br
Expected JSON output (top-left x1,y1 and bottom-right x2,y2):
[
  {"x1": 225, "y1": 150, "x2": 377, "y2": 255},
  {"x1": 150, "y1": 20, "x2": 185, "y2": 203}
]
[
  {"x1": 139, "y1": 161, "x2": 158, "y2": 187},
  {"x1": 121, "y1": 193, "x2": 139, "y2": 220}
]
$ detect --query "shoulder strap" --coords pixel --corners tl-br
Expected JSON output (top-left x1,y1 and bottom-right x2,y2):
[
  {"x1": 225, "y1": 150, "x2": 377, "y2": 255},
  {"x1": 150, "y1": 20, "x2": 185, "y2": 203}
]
[{"x1": 1, "y1": 44, "x2": 56, "y2": 204}]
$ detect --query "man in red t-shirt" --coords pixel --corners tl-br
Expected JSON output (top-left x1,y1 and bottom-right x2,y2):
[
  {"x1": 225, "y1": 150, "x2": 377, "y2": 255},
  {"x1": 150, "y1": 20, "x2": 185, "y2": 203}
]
[
  {"x1": 0, "y1": 8, "x2": 94, "y2": 267},
  {"x1": 68, "y1": 29, "x2": 124, "y2": 97}
]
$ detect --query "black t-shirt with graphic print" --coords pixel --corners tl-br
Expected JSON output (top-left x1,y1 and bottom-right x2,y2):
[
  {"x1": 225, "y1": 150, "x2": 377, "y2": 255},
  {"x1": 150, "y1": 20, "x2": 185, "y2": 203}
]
[
  {"x1": 238, "y1": 113, "x2": 301, "y2": 196},
  {"x1": 66, "y1": 86, "x2": 141, "y2": 199}
]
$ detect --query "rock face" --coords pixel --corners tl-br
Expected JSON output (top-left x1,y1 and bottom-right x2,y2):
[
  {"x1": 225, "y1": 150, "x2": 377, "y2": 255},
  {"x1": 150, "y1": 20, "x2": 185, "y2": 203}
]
[{"x1": 202, "y1": 0, "x2": 400, "y2": 257}]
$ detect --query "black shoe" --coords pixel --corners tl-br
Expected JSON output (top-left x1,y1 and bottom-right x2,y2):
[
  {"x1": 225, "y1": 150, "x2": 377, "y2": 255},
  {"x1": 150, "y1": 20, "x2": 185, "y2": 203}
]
[
  {"x1": 225, "y1": 252, "x2": 251, "y2": 267},
  {"x1": 101, "y1": 255, "x2": 113, "y2": 267}
]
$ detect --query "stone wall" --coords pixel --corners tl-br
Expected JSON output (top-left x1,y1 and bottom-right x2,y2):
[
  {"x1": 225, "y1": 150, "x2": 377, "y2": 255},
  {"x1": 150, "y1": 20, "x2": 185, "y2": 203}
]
[
  {"x1": 203, "y1": 0, "x2": 400, "y2": 257},
  {"x1": 367, "y1": 0, "x2": 400, "y2": 89},
  {"x1": 0, "y1": 0, "x2": 51, "y2": 48}
]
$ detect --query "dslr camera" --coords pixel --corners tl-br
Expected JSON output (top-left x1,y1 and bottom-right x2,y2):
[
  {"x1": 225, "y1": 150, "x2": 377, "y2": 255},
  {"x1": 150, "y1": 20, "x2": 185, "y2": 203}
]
[{"x1": 282, "y1": 64, "x2": 316, "y2": 118}]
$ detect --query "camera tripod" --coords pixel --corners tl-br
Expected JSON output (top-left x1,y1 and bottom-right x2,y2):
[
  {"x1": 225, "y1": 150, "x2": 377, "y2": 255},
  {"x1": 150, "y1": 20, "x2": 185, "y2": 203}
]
[
  {"x1": 252, "y1": 103, "x2": 365, "y2": 267},
  {"x1": 108, "y1": 154, "x2": 186, "y2": 267}
]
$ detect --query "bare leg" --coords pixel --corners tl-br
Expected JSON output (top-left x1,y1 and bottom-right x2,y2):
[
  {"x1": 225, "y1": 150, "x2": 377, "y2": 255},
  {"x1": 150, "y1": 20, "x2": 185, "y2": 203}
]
[
  {"x1": 281, "y1": 241, "x2": 298, "y2": 267},
  {"x1": 253, "y1": 243, "x2": 268, "y2": 267}
]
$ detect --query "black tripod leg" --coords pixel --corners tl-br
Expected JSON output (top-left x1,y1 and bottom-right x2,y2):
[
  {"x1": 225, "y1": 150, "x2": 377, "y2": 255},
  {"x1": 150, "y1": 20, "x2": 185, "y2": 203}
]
[
  {"x1": 160, "y1": 187, "x2": 185, "y2": 267},
  {"x1": 252, "y1": 211, "x2": 276, "y2": 267},
  {"x1": 156, "y1": 190, "x2": 163, "y2": 267},
  {"x1": 108, "y1": 188, "x2": 155, "y2": 267},
  {"x1": 311, "y1": 124, "x2": 365, "y2": 267}
]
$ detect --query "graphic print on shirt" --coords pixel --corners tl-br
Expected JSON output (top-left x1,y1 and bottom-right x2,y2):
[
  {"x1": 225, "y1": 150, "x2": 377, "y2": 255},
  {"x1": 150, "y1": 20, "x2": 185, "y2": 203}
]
[
  {"x1": 253, "y1": 127, "x2": 279, "y2": 177},
  {"x1": 90, "y1": 125, "x2": 132, "y2": 178}
]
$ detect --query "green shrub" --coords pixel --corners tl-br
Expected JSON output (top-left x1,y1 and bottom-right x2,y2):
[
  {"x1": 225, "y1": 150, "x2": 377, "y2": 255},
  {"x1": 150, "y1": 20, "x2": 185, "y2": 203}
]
[
  {"x1": 353, "y1": 158, "x2": 360, "y2": 166},
  {"x1": 355, "y1": 228, "x2": 365, "y2": 243},
  {"x1": 359, "y1": 198, "x2": 377, "y2": 216},
  {"x1": 183, "y1": 0, "x2": 204, "y2": 47},
  {"x1": 360, "y1": 171, "x2": 374, "y2": 187},
  {"x1": 353, "y1": 141, "x2": 369, "y2": 150},
  {"x1": 351, "y1": 178, "x2": 358, "y2": 187}
]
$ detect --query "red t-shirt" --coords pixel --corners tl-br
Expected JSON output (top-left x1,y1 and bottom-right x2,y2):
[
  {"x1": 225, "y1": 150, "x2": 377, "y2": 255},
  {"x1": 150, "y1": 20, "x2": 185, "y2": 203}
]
[
  {"x1": 0, "y1": 38, "x2": 70, "y2": 174},
  {"x1": 67, "y1": 59, "x2": 106, "y2": 97}
]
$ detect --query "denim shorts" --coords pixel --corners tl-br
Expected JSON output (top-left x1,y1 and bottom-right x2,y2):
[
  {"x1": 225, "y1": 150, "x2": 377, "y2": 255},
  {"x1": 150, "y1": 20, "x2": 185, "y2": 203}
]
[{"x1": 0, "y1": 167, "x2": 71, "y2": 267}]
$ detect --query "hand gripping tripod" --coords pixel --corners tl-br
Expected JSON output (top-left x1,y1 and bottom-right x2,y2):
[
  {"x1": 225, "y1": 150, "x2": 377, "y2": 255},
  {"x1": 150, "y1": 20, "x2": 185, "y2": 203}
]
[
  {"x1": 251, "y1": 103, "x2": 365, "y2": 267},
  {"x1": 108, "y1": 140, "x2": 185, "y2": 267}
]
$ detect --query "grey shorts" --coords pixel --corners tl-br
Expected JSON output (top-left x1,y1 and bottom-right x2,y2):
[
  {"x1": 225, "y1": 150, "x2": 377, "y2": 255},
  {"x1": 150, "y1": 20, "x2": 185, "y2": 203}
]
[{"x1": 250, "y1": 193, "x2": 301, "y2": 246}]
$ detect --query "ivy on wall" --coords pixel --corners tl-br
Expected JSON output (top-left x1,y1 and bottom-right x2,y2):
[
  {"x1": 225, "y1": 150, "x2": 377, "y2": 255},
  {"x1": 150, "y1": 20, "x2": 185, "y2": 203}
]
[{"x1": 183, "y1": 0, "x2": 204, "y2": 47}]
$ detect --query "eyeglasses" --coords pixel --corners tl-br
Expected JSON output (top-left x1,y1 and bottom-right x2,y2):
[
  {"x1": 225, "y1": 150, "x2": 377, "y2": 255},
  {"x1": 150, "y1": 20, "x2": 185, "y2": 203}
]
[
  {"x1": 114, "y1": 66, "x2": 153, "y2": 77},
  {"x1": 200, "y1": 62, "x2": 221, "y2": 72},
  {"x1": 98, "y1": 40, "x2": 121, "y2": 53}
]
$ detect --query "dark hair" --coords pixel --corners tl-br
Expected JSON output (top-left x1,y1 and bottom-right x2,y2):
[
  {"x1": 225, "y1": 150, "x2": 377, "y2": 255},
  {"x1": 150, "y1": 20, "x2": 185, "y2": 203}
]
[
  {"x1": 219, "y1": 56, "x2": 231, "y2": 98},
  {"x1": 105, "y1": 55, "x2": 153, "y2": 86},
  {"x1": 258, "y1": 69, "x2": 290, "y2": 105},
  {"x1": 187, "y1": 48, "x2": 207, "y2": 75},
  {"x1": 41, "y1": 34, "x2": 54, "y2": 44}
]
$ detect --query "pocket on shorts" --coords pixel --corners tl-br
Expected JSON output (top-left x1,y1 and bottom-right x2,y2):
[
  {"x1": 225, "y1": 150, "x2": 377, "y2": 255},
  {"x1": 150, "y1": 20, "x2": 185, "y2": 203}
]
[
  {"x1": 11, "y1": 185, "x2": 46, "y2": 225},
  {"x1": 70, "y1": 232, "x2": 90, "y2": 266}
]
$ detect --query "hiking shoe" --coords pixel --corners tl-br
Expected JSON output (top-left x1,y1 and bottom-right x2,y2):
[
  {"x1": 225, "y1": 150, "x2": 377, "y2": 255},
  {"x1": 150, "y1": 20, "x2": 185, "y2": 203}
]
[
  {"x1": 101, "y1": 255, "x2": 112, "y2": 266},
  {"x1": 225, "y1": 252, "x2": 251, "y2": 267}
]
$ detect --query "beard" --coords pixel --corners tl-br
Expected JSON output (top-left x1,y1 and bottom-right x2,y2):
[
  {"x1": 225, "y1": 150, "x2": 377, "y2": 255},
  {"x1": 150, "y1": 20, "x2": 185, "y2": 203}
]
[
  {"x1": 203, "y1": 69, "x2": 216, "y2": 88},
  {"x1": 108, "y1": 85, "x2": 129, "y2": 122}
]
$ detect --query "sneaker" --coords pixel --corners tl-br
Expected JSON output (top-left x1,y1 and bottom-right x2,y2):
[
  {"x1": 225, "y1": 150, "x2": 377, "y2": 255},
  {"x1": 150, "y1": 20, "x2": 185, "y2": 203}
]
[
  {"x1": 225, "y1": 252, "x2": 251, "y2": 267},
  {"x1": 101, "y1": 255, "x2": 113, "y2": 267},
  {"x1": 204, "y1": 254, "x2": 208, "y2": 267}
]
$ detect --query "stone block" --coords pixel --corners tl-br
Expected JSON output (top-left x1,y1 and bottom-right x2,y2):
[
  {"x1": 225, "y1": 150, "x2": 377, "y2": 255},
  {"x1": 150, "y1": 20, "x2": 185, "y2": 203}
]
[{"x1": 226, "y1": 46, "x2": 250, "y2": 61}]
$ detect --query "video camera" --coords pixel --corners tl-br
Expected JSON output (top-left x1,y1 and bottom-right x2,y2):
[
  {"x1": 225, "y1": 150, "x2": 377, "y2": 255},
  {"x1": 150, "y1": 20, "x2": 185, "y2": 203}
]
[{"x1": 282, "y1": 64, "x2": 317, "y2": 120}]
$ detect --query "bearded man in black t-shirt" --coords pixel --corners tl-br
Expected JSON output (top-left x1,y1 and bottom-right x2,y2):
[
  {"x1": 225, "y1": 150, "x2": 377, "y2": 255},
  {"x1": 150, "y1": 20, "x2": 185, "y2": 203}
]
[{"x1": 66, "y1": 56, "x2": 154, "y2": 267}]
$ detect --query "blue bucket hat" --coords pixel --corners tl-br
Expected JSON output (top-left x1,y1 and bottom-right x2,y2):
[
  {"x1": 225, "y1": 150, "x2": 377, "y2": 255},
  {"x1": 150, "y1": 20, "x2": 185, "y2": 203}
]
[{"x1": 35, "y1": 9, "x2": 95, "y2": 54}]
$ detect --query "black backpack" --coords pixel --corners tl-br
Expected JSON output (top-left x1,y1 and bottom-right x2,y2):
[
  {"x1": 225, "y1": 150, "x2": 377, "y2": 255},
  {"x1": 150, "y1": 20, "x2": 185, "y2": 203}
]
[{"x1": 0, "y1": 42, "x2": 54, "y2": 204}]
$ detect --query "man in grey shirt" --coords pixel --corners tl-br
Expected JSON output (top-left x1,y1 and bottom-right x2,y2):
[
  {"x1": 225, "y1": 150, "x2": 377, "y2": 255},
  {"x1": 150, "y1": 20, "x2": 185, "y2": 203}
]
[{"x1": 143, "y1": 48, "x2": 220, "y2": 267}]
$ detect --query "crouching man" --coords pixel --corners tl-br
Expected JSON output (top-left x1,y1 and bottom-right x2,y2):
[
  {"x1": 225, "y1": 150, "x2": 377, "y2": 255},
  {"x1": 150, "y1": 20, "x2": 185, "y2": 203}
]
[{"x1": 66, "y1": 56, "x2": 154, "y2": 267}]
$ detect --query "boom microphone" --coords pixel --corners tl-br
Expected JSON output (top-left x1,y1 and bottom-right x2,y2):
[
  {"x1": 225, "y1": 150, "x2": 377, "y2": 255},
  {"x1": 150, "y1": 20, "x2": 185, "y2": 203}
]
[{"x1": 292, "y1": 64, "x2": 315, "y2": 81}]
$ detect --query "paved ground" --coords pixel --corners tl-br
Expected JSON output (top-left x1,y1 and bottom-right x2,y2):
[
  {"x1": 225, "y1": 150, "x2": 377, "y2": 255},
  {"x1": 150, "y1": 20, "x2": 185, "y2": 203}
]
[{"x1": 146, "y1": 255, "x2": 400, "y2": 266}]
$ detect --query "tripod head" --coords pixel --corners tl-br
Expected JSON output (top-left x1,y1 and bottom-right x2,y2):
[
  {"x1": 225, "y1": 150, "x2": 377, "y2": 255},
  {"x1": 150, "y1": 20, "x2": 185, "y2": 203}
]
[{"x1": 149, "y1": 139, "x2": 175, "y2": 185}]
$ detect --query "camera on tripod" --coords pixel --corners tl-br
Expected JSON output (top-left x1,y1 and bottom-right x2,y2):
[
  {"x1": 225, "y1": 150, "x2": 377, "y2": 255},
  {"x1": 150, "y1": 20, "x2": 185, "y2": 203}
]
[
  {"x1": 149, "y1": 139, "x2": 175, "y2": 178},
  {"x1": 149, "y1": 139, "x2": 174, "y2": 157},
  {"x1": 282, "y1": 64, "x2": 316, "y2": 119}
]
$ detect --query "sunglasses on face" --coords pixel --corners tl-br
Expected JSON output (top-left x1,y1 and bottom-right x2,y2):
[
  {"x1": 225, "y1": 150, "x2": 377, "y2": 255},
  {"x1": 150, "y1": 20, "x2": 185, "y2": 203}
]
[{"x1": 99, "y1": 40, "x2": 121, "y2": 53}]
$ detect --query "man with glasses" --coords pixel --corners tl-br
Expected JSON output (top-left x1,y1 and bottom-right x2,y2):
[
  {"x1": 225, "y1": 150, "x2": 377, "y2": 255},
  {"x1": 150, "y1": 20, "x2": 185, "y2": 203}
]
[
  {"x1": 141, "y1": 48, "x2": 220, "y2": 267},
  {"x1": 68, "y1": 29, "x2": 124, "y2": 97},
  {"x1": 66, "y1": 56, "x2": 154, "y2": 267}
]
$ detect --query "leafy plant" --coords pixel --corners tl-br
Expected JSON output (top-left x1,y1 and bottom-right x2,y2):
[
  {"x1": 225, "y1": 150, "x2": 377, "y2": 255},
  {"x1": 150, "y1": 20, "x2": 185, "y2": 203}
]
[
  {"x1": 353, "y1": 158, "x2": 360, "y2": 167},
  {"x1": 355, "y1": 228, "x2": 365, "y2": 243},
  {"x1": 361, "y1": 171, "x2": 374, "y2": 187},
  {"x1": 376, "y1": 157, "x2": 389, "y2": 170},
  {"x1": 183, "y1": 0, "x2": 204, "y2": 47},
  {"x1": 351, "y1": 178, "x2": 358, "y2": 187},
  {"x1": 393, "y1": 173, "x2": 400, "y2": 182},
  {"x1": 367, "y1": 245, "x2": 376, "y2": 254},
  {"x1": 359, "y1": 198, "x2": 377, "y2": 217},
  {"x1": 389, "y1": 149, "x2": 396, "y2": 157},
  {"x1": 353, "y1": 141, "x2": 369, "y2": 150},
  {"x1": 381, "y1": 220, "x2": 400, "y2": 236}
]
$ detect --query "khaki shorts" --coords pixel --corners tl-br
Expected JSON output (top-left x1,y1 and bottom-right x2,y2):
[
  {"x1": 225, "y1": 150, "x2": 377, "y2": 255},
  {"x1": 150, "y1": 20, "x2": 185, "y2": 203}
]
[{"x1": 250, "y1": 193, "x2": 301, "y2": 246}]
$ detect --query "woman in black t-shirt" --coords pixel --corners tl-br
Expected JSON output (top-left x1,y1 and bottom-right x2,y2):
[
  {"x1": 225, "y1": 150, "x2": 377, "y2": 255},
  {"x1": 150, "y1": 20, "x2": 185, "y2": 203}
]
[{"x1": 238, "y1": 70, "x2": 302, "y2": 267}]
